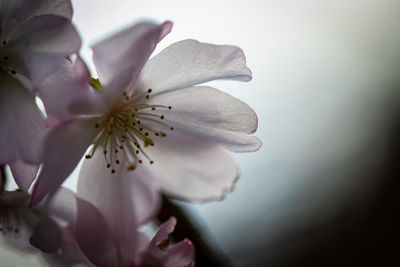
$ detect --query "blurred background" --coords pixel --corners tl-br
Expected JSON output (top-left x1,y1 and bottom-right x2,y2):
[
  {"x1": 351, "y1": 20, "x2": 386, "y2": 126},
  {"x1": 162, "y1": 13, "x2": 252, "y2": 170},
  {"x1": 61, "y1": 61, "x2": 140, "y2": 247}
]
[{"x1": 3, "y1": 0, "x2": 400, "y2": 266}]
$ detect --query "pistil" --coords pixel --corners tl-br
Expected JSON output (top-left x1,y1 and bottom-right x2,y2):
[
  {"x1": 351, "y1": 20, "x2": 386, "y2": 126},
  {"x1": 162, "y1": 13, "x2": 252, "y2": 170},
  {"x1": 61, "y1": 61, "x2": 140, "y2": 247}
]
[{"x1": 85, "y1": 88, "x2": 174, "y2": 173}]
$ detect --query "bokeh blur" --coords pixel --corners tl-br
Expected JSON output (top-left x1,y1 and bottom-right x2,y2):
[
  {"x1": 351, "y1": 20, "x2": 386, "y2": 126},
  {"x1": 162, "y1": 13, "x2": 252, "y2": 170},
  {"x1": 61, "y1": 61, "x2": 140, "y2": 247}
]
[{"x1": 2, "y1": 0, "x2": 400, "y2": 266}]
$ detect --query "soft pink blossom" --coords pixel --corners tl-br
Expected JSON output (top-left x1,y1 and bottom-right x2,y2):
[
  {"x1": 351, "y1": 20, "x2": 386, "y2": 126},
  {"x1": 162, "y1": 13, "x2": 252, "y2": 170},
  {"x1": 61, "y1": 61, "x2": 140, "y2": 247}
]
[
  {"x1": 32, "y1": 21, "x2": 260, "y2": 210},
  {"x1": 0, "y1": 189, "x2": 94, "y2": 266},
  {"x1": 0, "y1": 0, "x2": 81, "y2": 191}
]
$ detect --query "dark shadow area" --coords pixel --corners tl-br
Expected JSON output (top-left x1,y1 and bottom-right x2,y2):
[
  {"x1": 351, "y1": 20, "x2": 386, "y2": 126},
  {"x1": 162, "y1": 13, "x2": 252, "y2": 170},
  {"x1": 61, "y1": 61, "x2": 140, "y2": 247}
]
[{"x1": 259, "y1": 113, "x2": 400, "y2": 267}]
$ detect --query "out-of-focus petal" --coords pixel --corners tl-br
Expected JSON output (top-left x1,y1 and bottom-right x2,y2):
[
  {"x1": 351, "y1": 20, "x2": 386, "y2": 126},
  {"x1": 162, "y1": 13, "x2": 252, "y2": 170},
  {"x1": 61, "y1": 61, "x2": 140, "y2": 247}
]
[
  {"x1": 7, "y1": 14, "x2": 81, "y2": 87},
  {"x1": 140, "y1": 218, "x2": 195, "y2": 267},
  {"x1": 149, "y1": 86, "x2": 262, "y2": 152},
  {"x1": 145, "y1": 131, "x2": 239, "y2": 202},
  {"x1": 0, "y1": 74, "x2": 46, "y2": 164},
  {"x1": 164, "y1": 239, "x2": 195, "y2": 267},
  {"x1": 38, "y1": 57, "x2": 91, "y2": 124},
  {"x1": 30, "y1": 217, "x2": 61, "y2": 253},
  {"x1": 31, "y1": 117, "x2": 98, "y2": 206},
  {"x1": 9, "y1": 160, "x2": 39, "y2": 192},
  {"x1": 138, "y1": 39, "x2": 252, "y2": 94},
  {"x1": 39, "y1": 188, "x2": 100, "y2": 266},
  {"x1": 0, "y1": 0, "x2": 72, "y2": 27},
  {"x1": 77, "y1": 149, "x2": 162, "y2": 266},
  {"x1": 149, "y1": 217, "x2": 177, "y2": 250},
  {"x1": 28, "y1": 0, "x2": 73, "y2": 19},
  {"x1": 75, "y1": 195, "x2": 116, "y2": 267},
  {"x1": 91, "y1": 21, "x2": 171, "y2": 105}
]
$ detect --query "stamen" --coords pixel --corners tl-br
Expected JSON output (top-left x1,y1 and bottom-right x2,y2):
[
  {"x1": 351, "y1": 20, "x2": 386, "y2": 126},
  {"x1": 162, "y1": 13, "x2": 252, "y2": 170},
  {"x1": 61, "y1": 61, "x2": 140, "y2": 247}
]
[{"x1": 83, "y1": 86, "x2": 173, "y2": 172}]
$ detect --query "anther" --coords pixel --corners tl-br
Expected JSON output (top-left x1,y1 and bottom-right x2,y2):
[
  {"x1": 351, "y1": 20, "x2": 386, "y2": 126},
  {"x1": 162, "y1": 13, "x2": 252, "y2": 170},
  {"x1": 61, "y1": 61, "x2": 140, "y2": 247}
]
[
  {"x1": 150, "y1": 160, "x2": 154, "y2": 164},
  {"x1": 107, "y1": 163, "x2": 111, "y2": 168},
  {"x1": 2, "y1": 41, "x2": 6, "y2": 46},
  {"x1": 104, "y1": 150, "x2": 107, "y2": 154},
  {"x1": 147, "y1": 89, "x2": 152, "y2": 93},
  {"x1": 155, "y1": 132, "x2": 159, "y2": 136},
  {"x1": 115, "y1": 160, "x2": 120, "y2": 164},
  {"x1": 170, "y1": 127, "x2": 174, "y2": 131},
  {"x1": 145, "y1": 95, "x2": 149, "y2": 99},
  {"x1": 127, "y1": 164, "x2": 136, "y2": 171},
  {"x1": 136, "y1": 150, "x2": 139, "y2": 154},
  {"x1": 11, "y1": 70, "x2": 16, "y2": 75},
  {"x1": 151, "y1": 107, "x2": 156, "y2": 110},
  {"x1": 122, "y1": 92, "x2": 127, "y2": 96},
  {"x1": 111, "y1": 169, "x2": 115, "y2": 173},
  {"x1": 139, "y1": 160, "x2": 143, "y2": 164},
  {"x1": 95, "y1": 123, "x2": 100, "y2": 128},
  {"x1": 85, "y1": 155, "x2": 91, "y2": 159},
  {"x1": 160, "y1": 115, "x2": 165, "y2": 119},
  {"x1": 160, "y1": 132, "x2": 167, "y2": 137},
  {"x1": 144, "y1": 132, "x2": 149, "y2": 136}
]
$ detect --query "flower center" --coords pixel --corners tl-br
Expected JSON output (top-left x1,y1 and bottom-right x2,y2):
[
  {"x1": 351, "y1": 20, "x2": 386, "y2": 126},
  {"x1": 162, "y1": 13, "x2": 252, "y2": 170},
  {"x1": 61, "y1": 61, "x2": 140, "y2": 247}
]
[
  {"x1": 85, "y1": 89, "x2": 174, "y2": 173},
  {"x1": 0, "y1": 209, "x2": 20, "y2": 234},
  {"x1": 0, "y1": 40, "x2": 17, "y2": 76}
]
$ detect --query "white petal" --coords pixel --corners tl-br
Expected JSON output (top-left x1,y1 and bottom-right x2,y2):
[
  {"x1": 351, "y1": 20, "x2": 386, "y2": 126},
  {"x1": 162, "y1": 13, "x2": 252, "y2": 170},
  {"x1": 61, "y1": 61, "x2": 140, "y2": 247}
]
[
  {"x1": 91, "y1": 21, "x2": 171, "y2": 97},
  {"x1": 149, "y1": 86, "x2": 262, "y2": 152},
  {"x1": 139, "y1": 39, "x2": 252, "y2": 93},
  {"x1": 38, "y1": 57, "x2": 91, "y2": 124},
  {"x1": 7, "y1": 15, "x2": 81, "y2": 87},
  {"x1": 31, "y1": 118, "x2": 99, "y2": 206},
  {"x1": 145, "y1": 132, "x2": 240, "y2": 202},
  {"x1": 0, "y1": 74, "x2": 46, "y2": 164},
  {"x1": 77, "y1": 149, "x2": 162, "y2": 265},
  {"x1": 9, "y1": 160, "x2": 38, "y2": 192}
]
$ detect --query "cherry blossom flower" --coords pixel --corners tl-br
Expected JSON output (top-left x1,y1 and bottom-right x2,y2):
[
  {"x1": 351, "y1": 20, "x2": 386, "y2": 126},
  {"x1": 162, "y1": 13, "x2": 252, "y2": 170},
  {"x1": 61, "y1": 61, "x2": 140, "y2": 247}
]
[
  {"x1": 0, "y1": 0, "x2": 81, "y2": 191},
  {"x1": 0, "y1": 189, "x2": 94, "y2": 266},
  {"x1": 31, "y1": 20, "x2": 261, "y2": 225},
  {"x1": 29, "y1": 188, "x2": 195, "y2": 267},
  {"x1": 75, "y1": 210, "x2": 195, "y2": 267}
]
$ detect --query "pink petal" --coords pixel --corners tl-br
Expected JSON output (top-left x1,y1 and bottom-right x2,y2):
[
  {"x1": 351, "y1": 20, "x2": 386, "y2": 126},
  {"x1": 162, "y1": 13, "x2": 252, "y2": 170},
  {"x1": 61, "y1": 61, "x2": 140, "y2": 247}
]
[
  {"x1": 149, "y1": 86, "x2": 262, "y2": 152},
  {"x1": 0, "y1": 0, "x2": 73, "y2": 25},
  {"x1": 138, "y1": 39, "x2": 252, "y2": 94},
  {"x1": 43, "y1": 188, "x2": 111, "y2": 266},
  {"x1": 31, "y1": 117, "x2": 99, "y2": 206},
  {"x1": 149, "y1": 217, "x2": 177, "y2": 250},
  {"x1": 38, "y1": 56, "x2": 91, "y2": 124},
  {"x1": 7, "y1": 14, "x2": 81, "y2": 87},
  {"x1": 30, "y1": 217, "x2": 61, "y2": 253},
  {"x1": 165, "y1": 239, "x2": 195, "y2": 267},
  {"x1": 0, "y1": 74, "x2": 46, "y2": 164},
  {"x1": 75, "y1": 195, "x2": 117, "y2": 267},
  {"x1": 145, "y1": 131, "x2": 240, "y2": 202},
  {"x1": 45, "y1": 188, "x2": 78, "y2": 230},
  {"x1": 9, "y1": 160, "x2": 39, "y2": 192},
  {"x1": 30, "y1": 0, "x2": 73, "y2": 19},
  {"x1": 77, "y1": 149, "x2": 162, "y2": 266},
  {"x1": 91, "y1": 21, "x2": 171, "y2": 105}
]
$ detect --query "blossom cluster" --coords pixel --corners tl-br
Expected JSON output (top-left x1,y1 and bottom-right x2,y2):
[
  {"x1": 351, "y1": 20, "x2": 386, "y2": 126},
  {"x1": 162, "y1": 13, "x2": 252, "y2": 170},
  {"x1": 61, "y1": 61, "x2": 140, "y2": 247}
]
[{"x1": 0, "y1": 1, "x2": 261, "y2": 266}]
